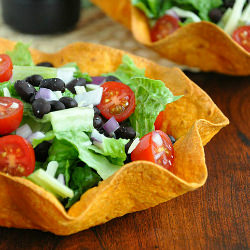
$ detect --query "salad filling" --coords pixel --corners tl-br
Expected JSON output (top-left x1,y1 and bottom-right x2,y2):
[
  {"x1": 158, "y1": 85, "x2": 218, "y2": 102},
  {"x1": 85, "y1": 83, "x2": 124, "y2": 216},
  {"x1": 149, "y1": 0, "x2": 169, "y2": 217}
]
[
  {"x1": 132, "y1": 0, "x2": 250, "y2": 52},
  {"x1": 0, "y1": 42, "x2": 181, "y2": 208}
]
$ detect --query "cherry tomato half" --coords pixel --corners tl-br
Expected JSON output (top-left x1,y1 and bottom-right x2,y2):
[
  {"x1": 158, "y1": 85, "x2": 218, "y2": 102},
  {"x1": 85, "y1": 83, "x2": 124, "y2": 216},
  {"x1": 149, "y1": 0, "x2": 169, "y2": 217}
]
[
  {"x1": 150, "y1": 14, "x2": 180, "y2": 42},
  {"x1": 154, "y1": 111, "x2": 164, "y2": 130},
  {"x1": 97, "y1": 81, "x2": 135, "y2": 122},
  {"x1": 232, "y1": 26, "x2": 250, "y2": 52},
  {"x1": 131, "y1": 130, "x2": 174, "y2": 171},
  {"x1": 0, "y1": 54, "x2": 13, "y2": 82},
  {"x1": 0, "y1": 135, "x2": 35, "y2": 176},
  {"x1": 0, "y1": 97, "x2": 24, "y2": 135}
]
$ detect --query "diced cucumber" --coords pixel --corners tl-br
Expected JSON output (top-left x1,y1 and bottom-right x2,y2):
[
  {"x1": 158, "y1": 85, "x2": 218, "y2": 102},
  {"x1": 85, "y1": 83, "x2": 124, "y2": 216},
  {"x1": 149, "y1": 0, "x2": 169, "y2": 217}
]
[
  {"x1": 11, "y1": 65, "x2": 57, "y2": 82},
  {"x1": 27, "y1": 169, "x2": 74, "y2": 199},
  {"x1": 44, "y1": 107, "x2": 94, "y2": 132}
]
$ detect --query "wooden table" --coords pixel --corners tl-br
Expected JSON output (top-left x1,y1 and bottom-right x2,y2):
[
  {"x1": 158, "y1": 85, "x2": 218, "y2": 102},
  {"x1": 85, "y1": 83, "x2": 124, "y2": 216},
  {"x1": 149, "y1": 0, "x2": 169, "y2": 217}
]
[{"x1": 0, "y1": 7, "x2": 249, "y2": 250}]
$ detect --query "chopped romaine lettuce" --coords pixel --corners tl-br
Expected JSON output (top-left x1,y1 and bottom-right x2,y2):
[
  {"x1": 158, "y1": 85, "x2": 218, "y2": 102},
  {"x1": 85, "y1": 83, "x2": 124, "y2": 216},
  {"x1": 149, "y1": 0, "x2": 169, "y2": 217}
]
[
  {"x1": 88, "y1": 137, "x2": 129, "y2": 166},
  {"x1": 11, "y1": 65, "x2": 57, "y2": 82},
  {"x1": 131, "y1": 0, "x2": 223, "y2": 21},
  {"x1": 6, "y1": 42, "x2": 34, "y2": 66},
  {"x1": 65, "y1": 166, "x2": 101, "y2": 208},
  {"x1": 224, "y1": 0, "x2": 247, "y2": 34},
  {"x1": 129, "y1": 76, "x2": 182, "y2": 137},
  {"x1": 103, "y1": 55, "x2": 145, "y2": 85}
]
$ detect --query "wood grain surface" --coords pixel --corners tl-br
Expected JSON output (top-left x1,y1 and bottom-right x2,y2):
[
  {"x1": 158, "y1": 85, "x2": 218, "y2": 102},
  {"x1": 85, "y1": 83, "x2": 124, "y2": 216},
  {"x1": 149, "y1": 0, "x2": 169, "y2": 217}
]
[{"x1": 0, "y1": 6, "x2": 249, "y2": 250}]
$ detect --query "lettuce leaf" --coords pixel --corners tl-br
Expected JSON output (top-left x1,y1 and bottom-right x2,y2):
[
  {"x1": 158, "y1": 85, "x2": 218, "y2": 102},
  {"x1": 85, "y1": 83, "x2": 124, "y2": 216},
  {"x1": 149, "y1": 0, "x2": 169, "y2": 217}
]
[
  {"x1": 129, "y1": 76, "x2": 182, "y2": 137},
  {"x1": 131, "y1": 0, "x2": 223, "y2": 21},
  {"x1": 54, "y1": 131, "x2": 122, "y2": 179},
  {"x1": 106, "y1": 55, "x2": 181, "y2": 137},
  {"x1": 174, "y1": 0, "x2": 223, "y2": 21},
  {"x1": 104, "y1": 55, "x2": 145, "y2": 85},
  {"x1": 88, "y1": 137, "x2": 129, "y2": 166},
  {"x1": 6, "y1": 42, "x2": 34, "y2": 66}
]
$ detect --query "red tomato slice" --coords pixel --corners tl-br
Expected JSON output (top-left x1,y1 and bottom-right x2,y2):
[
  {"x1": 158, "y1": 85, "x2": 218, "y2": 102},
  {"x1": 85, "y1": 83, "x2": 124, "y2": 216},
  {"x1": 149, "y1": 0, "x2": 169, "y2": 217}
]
[
  {"x1": 131, "y1": 130, "x2": 174, "y2": 171},
  {"x1": 0, "y1": 97, "x2": 24, "y2": 135},
  {"x1": 154, "y1": 111, "x2": 164, "y2": 130},
  {"x1": 97, "y1": 81, "x2": 135, "y2": 122},
  {"x1": 0, "y1": 54, "x2": 13, "y2": 82},
  {"x1": 0, "y1": 135, "x2": 35, "y2": 176},
  {"x1": 232, "y1": 26, "x2": 250, "y2": 52},
  {"x1": 150, "y1": 14, "x2": 180, "y2": 42}
]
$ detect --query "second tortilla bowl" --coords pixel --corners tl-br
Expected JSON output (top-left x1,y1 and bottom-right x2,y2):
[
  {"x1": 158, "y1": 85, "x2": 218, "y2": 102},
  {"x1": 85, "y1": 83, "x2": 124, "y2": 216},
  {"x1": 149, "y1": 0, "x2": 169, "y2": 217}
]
[
  {"x1": 91, "y1": 0, "x2": 250, "y2": 76},
  {"x1": 0, "y1": 38, "x2": 229, "y2": 235}
]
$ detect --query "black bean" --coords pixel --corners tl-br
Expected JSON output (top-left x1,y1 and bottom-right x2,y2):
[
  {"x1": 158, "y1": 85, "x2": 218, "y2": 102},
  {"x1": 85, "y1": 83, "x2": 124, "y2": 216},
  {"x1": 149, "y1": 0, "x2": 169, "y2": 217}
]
[
  {"x1": 25, "y1": 74, "x2": 43, "y2": 87},
  {"x1": 105, "y1": 75, "x2": 121, "y2": 82},
  {"x1": 66, "y1": 78, "x2": 86, "y2": 94},
  {"x1": 49, "y1": 100, "x2": 65, "y2": 111},
  {"x1": 34, "y1": 141, "x2": 51, "y2": 162},
  {"x1": 14, "y1": 80, "x2": 36, "y2": 103},
  {"x1": 40, "y1": 78, "x2": 65, "y2": 92},
  {"x1": 93, "y1": 106, "x2": 101, "y2": 115},
  {"x1": 59, "y1": 97, "x2": 78, "y2": 109},
  {"x1": 98, "y1": 127, "x2": 112, "y2": 138},
  {"x1": 115, "y1": 125, "x2": 136, "y2": 139},
  {"x1": 223, "y1": 0, "x2": 235, "y2": 8},
  {"x1": 209, "y1": 8, "x2": 223, "y2": 23},
  {"x1": 32, "y1": 98, "x2": 51, "y2": 118},
  {"x1": 124, "y1": 154, "x2": 131, "y2": 164},
  {"x1": 36, "y1": 62, "x2": 54, "y2": 67},
  {"x1": 168, "y1": 135, "x2": 176, "y2": 145},
  {"x1": 93, "y1": 115, "x2": 103, "y2": 129}
]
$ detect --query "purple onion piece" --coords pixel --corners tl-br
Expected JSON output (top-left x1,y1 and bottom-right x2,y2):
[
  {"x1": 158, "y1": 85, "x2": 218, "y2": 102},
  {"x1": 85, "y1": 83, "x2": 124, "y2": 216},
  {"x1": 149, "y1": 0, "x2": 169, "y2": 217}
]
[
  {"x1": 35, "y1": 88, "x2": 58, "y2": 101},
  {"x1": 102, "y1": 116, "x2": 120, "y2": 135},
  {"x1": 91, "y1": 76, "x2": 106, "y2": 85}
]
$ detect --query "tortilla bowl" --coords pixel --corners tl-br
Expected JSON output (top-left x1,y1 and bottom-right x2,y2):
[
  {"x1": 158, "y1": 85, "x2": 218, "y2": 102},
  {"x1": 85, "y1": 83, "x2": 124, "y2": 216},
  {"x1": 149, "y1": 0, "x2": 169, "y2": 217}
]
[
  {"x1": 91, "y1": 0, "x2": 250, "y2": 76},
  {"x1": 0, "y1": 38, "x2": 229, "y2": 235}
]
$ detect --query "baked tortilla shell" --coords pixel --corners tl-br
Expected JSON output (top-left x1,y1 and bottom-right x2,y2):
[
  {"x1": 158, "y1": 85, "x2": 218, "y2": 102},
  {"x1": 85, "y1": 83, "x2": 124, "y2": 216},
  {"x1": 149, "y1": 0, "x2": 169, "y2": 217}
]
[
  {"x1": 91, "y1": 0, "x2": 250, "y2": 76},
  {"x1": 0, "y1": 38, "x2": 229, "y2": 235}
]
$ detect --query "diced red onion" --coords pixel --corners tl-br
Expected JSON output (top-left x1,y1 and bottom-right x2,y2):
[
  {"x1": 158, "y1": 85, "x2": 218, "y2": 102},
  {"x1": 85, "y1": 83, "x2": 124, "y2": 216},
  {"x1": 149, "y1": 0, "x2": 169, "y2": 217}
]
[
  {"x1": 57, "y1": 174, "x2": 65, "y2": 185},
  {"x1": 91, "y1": 76, "x2": 106, "y2": 85},
  {"x1": 102, "y1": 116, "x2": 120, "y2": 135},
  {"x1": 35, "y1": 88, "x2": 58, "y2": 101},
  {"x1": 165, "y1": 9, "x2": 180, "y2": 20},
  {"x1": 27, "y1": 131, "x2": 45, "y2": 143},
  {"x1": 16, "y1": 124, "x2": 32, "y2": 139},
  {"x1": 152, "y1": 132, "x2": 163, "y2": 146},
  {"x1": 75, "y1": 87, "x2": 103, "y2": 107}
]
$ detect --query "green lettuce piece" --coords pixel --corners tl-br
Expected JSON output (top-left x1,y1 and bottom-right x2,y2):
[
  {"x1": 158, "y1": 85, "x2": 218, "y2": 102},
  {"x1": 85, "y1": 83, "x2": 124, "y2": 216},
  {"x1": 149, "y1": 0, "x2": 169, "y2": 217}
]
[
  {"x1": 6, "y1": 42, "x2": 34, "y2": 66},
  {"x1": 104, "y1": 55, "x2": 145, "y2": 85},
  {"x1": 88, "y1": 137, "x2": 129, "y2": 166},
  {"x1": 174, "y1": 0, "x2": 223, "y2": 21},
  {"x1": 47, "y1": 139, "x2": 79, "y2": 179},
  {"x1": 32, "y1": 131, "x2": 55, "y2": 148},
  {"x1": 0, "y1": 81, "x2": 18, "y2": 97},
  {"x1": 129, "y1": 76, "x2": 182, "y2": 137},
  {"x1": 11, "y1": 65, "x2": 57, "y2": 82},
  {"x1": 65, "y1": 166, "x2": 101, "y2": 208},
  {"x1": 54, "y1": 131, "x2": 122, "y2": 179},
  {"x1": 62, "y1": 89, "x2": 75, "y2": 99}
]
